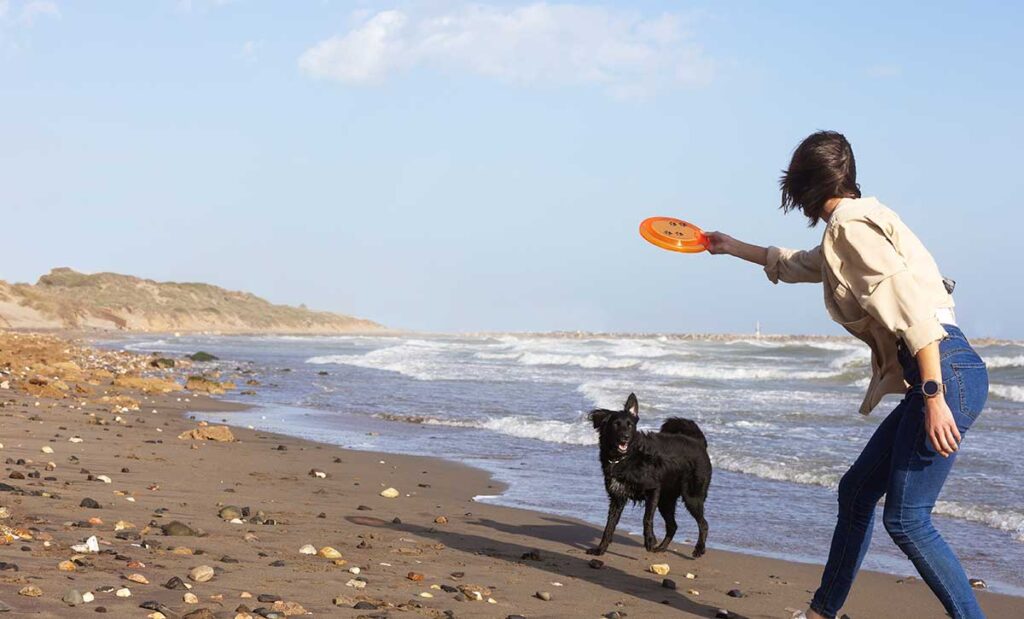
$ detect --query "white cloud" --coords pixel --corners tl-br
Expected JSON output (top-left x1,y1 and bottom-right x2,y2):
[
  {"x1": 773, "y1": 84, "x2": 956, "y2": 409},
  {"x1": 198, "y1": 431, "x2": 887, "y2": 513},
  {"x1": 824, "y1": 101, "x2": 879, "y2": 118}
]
[
  {"x1": 239, "y1": 39, "x2": 261, "y2": 61},
  {"x1": 18, "y1": 0, "x2": 59, "y2": 24},
  {"x1": 0, "y1": 0, "x2": 60, "y2": 25},
  {"x1": 298, "y1": 3, "x2": 711, "y2": 98}
]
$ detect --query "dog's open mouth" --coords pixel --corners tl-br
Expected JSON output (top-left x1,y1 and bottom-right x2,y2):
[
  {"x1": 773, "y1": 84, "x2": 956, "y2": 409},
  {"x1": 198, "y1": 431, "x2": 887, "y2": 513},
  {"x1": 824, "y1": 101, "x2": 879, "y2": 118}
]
[{"x1": 617, "y1": 440, "x2": 629, "y2": 454}]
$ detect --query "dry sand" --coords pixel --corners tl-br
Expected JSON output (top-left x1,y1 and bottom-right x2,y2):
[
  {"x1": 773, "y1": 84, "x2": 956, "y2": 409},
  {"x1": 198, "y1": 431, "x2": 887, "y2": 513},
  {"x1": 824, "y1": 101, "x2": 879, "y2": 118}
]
[{"x1": 0, "y1": 333, "x2": 1019, "y2": 618}]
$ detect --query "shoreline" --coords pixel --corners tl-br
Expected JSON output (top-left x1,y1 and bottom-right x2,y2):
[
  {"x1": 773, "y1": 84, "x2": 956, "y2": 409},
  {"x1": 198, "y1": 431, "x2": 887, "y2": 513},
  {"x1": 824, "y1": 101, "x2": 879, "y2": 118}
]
[
  {"x1": 202, "y1": 399, "x2": 1024, "y2": 595},
  {"x1": 1, "y1": 332, "x2": 1019, "y2": 618}
]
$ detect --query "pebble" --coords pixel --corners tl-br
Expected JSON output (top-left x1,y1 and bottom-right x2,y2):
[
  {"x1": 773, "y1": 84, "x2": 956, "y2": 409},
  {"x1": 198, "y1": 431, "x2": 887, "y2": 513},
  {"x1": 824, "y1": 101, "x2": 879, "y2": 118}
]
[
  {"x1": 115, "y1": 587, "x2": 132, "y2": 598},
  {"x1": 63, "y1": 589, "x2": 84, "y2": 606},
  {"x1": 969, "y1": 578, "x2": 987, "y2": 589},
  {"x1": 257, "y1": 594, "x2": 281, "y2": 603},
  {"x1": 434, "y1": 516, "x2": 448, "y2": 524},
  {"x1": 164, "y1": 576, "x2": 188, "y2": 590},
  {"x1": 588, "y1": 559, "x2": 604, "y2": 569},
  {"x1": 41, "y1": 446, "x2": 54, "y2": 454},
  {"x1": 162, "y1": 521, "x2": 198, "y2": 536},
  {"x1": 649, "y1": 563, "x2": 671, "y2": 576},
  {"x1": 308, "y1": 469, "x2": 326, "y2": 479},
  {"x1": 189, "y1": 565, "x2": 215, "y2": 582},
  {"x1": 379, "y1": 488, "x2": 400, "y2": 498},
  {"x1": 716, "y1": 610, "x2": 731, "y2": 619},
  {"x1": 318, "y1": 546, "x2": 342, "y2": 559},
  {"x1": 662, "y1": 579, "x2": 677, "y2": 590},
  {"x1": 183, "y1": 592, "x2": 199, "y2": 604},
  {"x1": 298, "y1": 544, "x2": 316, "y2": 555},
  {"x1": 727, "y1": 589, "x2": 744, "y2": 598},
  {"x1": 419, "y1": 592, "x2": 433, "y2": 598},
  {"x1": 82, "y1": 592, "x2": 95, "y2": 603},
  {"x1": 96, "y1": 475, "x2": 112, "y2": 484},
  {"x1": 535, "y1": 591, "x2": 552, "y2": 601},
  {"x1": 80, "y1": 498, "x2": 101, "y2": 509},
  {"x1": 407, "y1": 572, "x2": 425, "y2": 581},
  {"x1": 71, "y1": 535, "x2": 100, "y2": 553},
  {"x1": 345, "y1": 579, "x2": 366, "y2": 590},
  {"x1": 218, "y1": 506, "x2": 243, "y2": 520},
  {"x1": 58, "y1": 560, "x2": 77, "y2": 572},
  {"x1": 348, "y1": 566, "x2": 361, "y2": 575},
  {"x1": 126, "y1": 573, "x2": 149, "y2": 584}
]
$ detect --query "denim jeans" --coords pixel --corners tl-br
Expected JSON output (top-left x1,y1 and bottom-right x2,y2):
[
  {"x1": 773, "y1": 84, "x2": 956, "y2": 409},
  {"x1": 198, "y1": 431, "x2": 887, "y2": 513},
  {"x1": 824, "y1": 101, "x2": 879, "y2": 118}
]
[{"x1": 810, "y1": 325, "x2": 989, "y2": 619}]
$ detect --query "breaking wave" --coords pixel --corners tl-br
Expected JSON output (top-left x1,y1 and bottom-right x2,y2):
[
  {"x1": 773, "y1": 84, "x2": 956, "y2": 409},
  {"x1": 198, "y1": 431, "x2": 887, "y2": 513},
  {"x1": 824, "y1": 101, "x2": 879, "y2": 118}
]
[
  {"x1": 516, "y1": 353, "x2": 640, "y2": 369},
  {"x1": 374, "y1": 412, "x2": 598, "y2": 446},
  {"x1": 990, "y1": 384, "x2": 1024, "y2": 403},
  {"x1": 934, "y1": 501, "x2": 1024, "y2": 542},
  {"x1": 640, "y1": 361, "x2": 839, "y2": 381},
  {"x1": 984, "y1": 355, "x2": 1024, "y2": 369}
]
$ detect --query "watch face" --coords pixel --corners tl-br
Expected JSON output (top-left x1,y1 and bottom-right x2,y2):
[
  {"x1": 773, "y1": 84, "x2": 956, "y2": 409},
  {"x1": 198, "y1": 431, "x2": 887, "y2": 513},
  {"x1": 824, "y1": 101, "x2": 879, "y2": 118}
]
[{"x1": 923, "y1": 380, "x2": 941, "y2": 397}]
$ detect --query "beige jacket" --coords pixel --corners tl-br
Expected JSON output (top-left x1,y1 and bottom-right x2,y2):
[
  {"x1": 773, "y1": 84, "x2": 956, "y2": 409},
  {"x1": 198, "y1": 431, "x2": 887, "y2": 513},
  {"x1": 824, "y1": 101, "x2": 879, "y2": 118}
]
[{"x1": 764, "y1": 197, "x2": 953, "y2": 415}]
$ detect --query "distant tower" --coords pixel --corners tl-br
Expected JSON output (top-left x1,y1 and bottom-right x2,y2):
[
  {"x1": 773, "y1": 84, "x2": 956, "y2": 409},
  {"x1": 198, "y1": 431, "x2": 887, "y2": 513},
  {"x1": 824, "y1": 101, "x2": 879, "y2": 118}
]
[{"x1": 755, "y1": 321, "x2": 761, "y2": 340}]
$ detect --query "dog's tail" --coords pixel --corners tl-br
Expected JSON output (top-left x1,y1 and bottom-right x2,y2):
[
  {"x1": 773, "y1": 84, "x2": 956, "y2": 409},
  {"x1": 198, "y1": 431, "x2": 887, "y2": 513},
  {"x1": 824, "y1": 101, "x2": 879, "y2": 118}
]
[{"x1": 660, "y1": 417, "x2": 707, "y2": 448}]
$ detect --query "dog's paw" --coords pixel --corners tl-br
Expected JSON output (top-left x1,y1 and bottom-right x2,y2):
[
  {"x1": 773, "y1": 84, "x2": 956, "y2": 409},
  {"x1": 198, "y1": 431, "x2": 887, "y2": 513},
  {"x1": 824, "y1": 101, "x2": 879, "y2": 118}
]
[
  {"x1": 692, "y1": 545, "x2": 706, "y2": 558},
  {"x1": 586, "y1": 547, "x2": 605, "y2": 556}
]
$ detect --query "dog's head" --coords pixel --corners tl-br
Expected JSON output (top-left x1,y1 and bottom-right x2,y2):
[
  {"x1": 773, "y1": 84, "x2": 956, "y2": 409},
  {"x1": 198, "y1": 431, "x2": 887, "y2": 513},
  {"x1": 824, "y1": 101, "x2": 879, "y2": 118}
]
[{"x1": 588, "y1": 393, "x2": 639, "y2": 456}]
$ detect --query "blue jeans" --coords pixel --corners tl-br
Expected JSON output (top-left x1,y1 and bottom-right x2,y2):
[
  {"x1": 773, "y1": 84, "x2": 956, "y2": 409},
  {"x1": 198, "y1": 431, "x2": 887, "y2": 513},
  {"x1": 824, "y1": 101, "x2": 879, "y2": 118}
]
[{"x1": 810, "y1": 325, "x2": 989, "y2": 619}]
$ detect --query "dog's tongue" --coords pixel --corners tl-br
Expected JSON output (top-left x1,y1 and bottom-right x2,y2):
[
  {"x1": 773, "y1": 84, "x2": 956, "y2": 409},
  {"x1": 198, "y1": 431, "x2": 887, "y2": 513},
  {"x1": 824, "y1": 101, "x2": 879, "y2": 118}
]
[{"x1": 617, "y1": 441, "x2": 629, "y2": 453}]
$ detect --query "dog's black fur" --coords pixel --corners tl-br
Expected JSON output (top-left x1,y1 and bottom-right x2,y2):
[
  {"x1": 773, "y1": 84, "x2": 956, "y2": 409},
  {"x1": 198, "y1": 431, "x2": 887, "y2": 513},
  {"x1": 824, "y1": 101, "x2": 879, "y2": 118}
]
[{"x1": 586, "y1": 393, "x2": 711, "y2": 558}]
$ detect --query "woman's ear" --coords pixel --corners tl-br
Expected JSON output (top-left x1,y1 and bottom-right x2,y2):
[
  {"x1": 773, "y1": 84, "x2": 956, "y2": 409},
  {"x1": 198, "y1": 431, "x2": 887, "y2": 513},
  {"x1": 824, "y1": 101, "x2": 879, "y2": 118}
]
[
  {"x1": 589, "y1": 409, "x2": 609, "y2": 429},
  {"x1": 625, "y1": 393, "x2": 639, "y2": 417}
]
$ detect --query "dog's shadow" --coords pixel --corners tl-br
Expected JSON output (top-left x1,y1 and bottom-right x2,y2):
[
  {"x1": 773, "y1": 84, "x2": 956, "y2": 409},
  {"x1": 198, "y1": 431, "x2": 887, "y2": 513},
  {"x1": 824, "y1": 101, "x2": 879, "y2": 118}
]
[
  {"x1": 477, "y1": 514, "x2": 699, "y2": 561},
  {"x1": 349, "y1": 515, "x2": 746, "y2": 618}
]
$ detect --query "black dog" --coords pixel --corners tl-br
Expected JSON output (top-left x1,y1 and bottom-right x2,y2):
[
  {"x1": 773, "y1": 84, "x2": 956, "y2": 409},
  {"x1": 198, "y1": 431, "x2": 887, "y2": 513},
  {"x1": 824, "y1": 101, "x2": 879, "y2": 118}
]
[{"x1": 586, "y1": 393, "x2": 711, "y2": 558}]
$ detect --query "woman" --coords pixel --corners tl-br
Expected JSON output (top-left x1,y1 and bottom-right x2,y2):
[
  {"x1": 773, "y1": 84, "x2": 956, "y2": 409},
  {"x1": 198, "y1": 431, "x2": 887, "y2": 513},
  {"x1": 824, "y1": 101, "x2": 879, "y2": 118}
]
[{"x1": 705, "y1": 131, "x2": 989, "y2": 619}]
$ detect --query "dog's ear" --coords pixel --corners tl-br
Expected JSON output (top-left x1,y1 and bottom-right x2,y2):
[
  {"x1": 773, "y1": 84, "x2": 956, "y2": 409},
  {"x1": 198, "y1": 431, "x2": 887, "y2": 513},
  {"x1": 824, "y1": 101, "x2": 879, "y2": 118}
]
[
  {"x1": 625, "y1": 393, "x2": 639, "y2": 418},
  {"x1": 589, "y1": 409, "x2": 609, "y2": 429}
]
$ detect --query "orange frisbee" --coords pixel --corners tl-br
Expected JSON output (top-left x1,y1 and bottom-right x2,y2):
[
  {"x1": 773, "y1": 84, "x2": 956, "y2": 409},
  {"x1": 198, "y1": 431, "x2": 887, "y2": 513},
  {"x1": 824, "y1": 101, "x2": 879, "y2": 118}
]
[{"x1": 639, "y1": 217, "x2": 709, "y2": 253}]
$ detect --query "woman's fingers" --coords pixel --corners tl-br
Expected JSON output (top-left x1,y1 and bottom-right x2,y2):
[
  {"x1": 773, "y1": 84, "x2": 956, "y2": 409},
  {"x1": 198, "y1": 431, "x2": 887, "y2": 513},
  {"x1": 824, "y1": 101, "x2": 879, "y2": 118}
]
[
  {"x1": 931, "y1": 430, "x2": 951, "y2": 457},
  {"x1": 944, "y1": 426, "x2": 960, "y2": 452}
]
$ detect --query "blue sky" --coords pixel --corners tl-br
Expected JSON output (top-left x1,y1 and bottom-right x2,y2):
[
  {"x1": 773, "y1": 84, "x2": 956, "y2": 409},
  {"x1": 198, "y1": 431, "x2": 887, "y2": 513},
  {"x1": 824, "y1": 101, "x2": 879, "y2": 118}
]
[{"x1": 2, "y1": 1, "x2": 1022, "y2": 336}]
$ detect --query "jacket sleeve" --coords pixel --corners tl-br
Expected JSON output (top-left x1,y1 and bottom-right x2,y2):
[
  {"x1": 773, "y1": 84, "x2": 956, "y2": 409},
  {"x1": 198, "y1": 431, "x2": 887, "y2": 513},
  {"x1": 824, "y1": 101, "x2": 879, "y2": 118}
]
[
  {"x1": 831, "y1": 219, "x2": 946, "y2": 355},
  {"x1": 764, "y1": 245, "x2": 824, "y2": 284}
]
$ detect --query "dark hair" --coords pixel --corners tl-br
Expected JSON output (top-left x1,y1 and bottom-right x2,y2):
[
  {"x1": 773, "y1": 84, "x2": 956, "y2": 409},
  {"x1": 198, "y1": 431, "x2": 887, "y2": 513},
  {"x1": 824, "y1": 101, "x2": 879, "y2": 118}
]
[{"x1": 779, "y1": 130, "x2": 861, "y2": 226}]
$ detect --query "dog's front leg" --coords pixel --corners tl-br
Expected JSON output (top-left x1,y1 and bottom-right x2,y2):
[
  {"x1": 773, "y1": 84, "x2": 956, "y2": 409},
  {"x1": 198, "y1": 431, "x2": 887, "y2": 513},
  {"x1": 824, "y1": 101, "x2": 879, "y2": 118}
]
[
  {"x1": 587, "y1": 496, "x2": 626, "y2": 555},
  {"x1": 642, "y1": 488, "x2": 660, "y2": 551}
]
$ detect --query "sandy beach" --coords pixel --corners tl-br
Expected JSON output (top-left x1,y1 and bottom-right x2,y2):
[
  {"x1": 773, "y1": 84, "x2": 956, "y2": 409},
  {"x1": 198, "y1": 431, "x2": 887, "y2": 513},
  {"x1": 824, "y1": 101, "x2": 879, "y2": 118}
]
[{"x1": 0, "y1": 332, "x2": 1019, "y2": 618}]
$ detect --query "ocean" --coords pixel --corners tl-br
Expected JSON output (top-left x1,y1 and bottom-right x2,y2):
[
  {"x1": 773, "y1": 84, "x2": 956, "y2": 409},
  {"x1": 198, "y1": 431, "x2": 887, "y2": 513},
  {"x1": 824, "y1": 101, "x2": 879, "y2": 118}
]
[{"x1": 106, "y1": 333, "x2": 1024, "y2": 594}]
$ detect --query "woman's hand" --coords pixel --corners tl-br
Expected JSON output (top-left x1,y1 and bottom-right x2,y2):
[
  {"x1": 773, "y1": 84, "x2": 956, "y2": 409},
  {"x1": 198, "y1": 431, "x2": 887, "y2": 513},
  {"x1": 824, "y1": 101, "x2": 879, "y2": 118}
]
[
  {"x1": 705, "y1": 231, "x2": 736, "y2": 255},
  {"x1": 924, "y1": 397, "x2": 961, "y2": 457}
]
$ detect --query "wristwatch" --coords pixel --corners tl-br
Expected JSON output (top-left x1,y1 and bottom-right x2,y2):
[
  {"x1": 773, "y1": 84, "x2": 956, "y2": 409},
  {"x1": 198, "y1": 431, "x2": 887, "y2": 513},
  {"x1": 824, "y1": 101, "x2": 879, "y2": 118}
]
[{"x1": 921, "y1": 379, "x2": 945, "y2": 399}]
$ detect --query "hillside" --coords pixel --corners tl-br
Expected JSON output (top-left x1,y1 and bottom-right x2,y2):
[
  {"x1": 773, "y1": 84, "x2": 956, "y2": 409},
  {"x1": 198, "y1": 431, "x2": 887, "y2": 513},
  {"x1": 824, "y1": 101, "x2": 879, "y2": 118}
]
[{"x1": 0, "y1": 268, "x2": 383, "y2": 333}]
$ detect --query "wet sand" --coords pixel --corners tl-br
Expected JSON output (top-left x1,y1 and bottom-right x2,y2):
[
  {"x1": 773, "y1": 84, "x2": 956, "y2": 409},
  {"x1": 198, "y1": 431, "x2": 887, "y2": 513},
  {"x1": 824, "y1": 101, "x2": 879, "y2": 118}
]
[{"x1": 0, "y1": 333, "x2": 1019, "y2": 618}]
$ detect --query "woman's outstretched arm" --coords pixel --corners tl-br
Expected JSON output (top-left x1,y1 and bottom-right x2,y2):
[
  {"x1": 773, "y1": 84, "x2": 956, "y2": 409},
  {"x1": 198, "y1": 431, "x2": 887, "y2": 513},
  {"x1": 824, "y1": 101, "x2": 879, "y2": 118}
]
[
  {"x1": 705, "y1": 231, "x2": 768, "y2": 265},
  {"x1": 705, "y1": 232, "x2": 823, "y2": 284}
]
